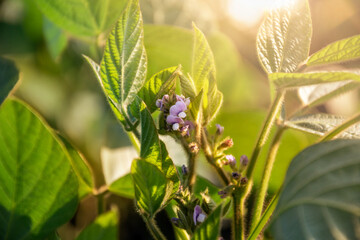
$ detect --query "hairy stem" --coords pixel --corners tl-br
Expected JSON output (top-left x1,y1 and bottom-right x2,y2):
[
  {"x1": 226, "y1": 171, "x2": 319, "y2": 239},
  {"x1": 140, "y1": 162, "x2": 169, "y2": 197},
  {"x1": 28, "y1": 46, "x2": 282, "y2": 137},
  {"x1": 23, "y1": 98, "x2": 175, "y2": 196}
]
[
  {"x1": 97, "y1": 192, "x2": 106, "y2": 215},
  {"x1": 180, "y1": 137, "x2": 198, "y2": 191},
  {"x1": 201, "y1": 129, "x2": 230, "y2": 185},
  {"x1": 246, "y1": 91, "x2": 285, "y2": 180},
  {"x1": 250, "y1": 126, "x2": 285, "y2": 232},
  {"x1": 233, "y1": 190, "x2": 245, "y2": 240},
  {"x1": 145, "y1": 217, "x2": 166, "y2": 240},
  {"x1": 320, "y1": 112, "x2": 360, "y2": 142}
]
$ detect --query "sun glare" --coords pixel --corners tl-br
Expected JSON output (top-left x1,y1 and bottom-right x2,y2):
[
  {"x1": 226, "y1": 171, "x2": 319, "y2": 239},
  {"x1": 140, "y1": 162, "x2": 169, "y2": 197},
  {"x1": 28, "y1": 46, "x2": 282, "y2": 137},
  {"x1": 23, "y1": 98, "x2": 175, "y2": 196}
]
[{"x1": 227, "y1": 0, "x2": 298, "y2": 26}]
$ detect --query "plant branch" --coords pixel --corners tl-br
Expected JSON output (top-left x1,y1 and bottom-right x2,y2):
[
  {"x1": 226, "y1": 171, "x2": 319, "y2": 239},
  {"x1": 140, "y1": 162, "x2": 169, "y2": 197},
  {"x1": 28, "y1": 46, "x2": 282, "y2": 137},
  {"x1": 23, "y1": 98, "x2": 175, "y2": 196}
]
[
  {"x1": 232, "y1": 190, "x2": 245, "y2": 240},
  {"x1": 250, "y1": 126, "x2": 285, "y2": 232},
  {"x1": 144, "y1": 217, "x2": 166, "y2": 240},
  {"x1": 245, "y1": 90, "x2": 285, "y2": 180},
  {"x1": 320, "y1": 112, "x2": 360, "y2": 142}
]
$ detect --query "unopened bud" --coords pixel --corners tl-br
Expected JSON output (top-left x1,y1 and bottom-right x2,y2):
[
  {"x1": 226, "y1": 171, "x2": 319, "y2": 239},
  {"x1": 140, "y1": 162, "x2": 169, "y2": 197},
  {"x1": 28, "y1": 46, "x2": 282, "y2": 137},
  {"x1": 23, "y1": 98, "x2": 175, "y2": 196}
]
[
  {"x1": 232, "y1": 172, "x2": 240, "y2": 180},
  {"x1": 217, "y1": 138, "x2": 233, "y2": 151},
  {"x1": 189, "y1": 142, "x2": 199, "y2": 154},
  {"x1": 215, "y1": 124, "x2": 224, "y2": 135},
  {"x1": 240, "y1": 155, "x2": 249, "y2": 166},
  {"x1": 181, "y1": 165, "x2": 188, "y2": 175},
  {"x1": 225, "y1": 155, "x2": 236, "y2": 167},
  {"x1": 171, "y1": 217, "x2": 180, "y2": 227},
  {"x1": 240, "y1": 177, "x2": 248, "y2": 185}
]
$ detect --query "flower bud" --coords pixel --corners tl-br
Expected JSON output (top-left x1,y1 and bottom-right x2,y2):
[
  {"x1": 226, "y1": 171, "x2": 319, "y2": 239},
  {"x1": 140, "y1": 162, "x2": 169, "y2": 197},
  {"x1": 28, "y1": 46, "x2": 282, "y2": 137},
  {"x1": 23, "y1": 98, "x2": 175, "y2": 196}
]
[
  {"x1": 217, "y1": 138, "x2": 234, "y2": 151},
  {"x1": 232, "y1": 172, "x2": 240, "y2": 180},
  {"x1": 215, "y1": 124, "x2": 224, "y2": 135},
  {"x1": 240, "y1": 177, "x2": 248, "y2": 185},
  {"x1": 189, "y1": 142, "x2": 199, "y2": 154},
  {"x1": 240, "y1": 155, "x2": 249, "y2": 167},
  {"x1": 225, "y1": 155, "x2": 236, "y2": 167},
  {"x1": 181, "y1": 165, "x2": 188, "y2": 175}
]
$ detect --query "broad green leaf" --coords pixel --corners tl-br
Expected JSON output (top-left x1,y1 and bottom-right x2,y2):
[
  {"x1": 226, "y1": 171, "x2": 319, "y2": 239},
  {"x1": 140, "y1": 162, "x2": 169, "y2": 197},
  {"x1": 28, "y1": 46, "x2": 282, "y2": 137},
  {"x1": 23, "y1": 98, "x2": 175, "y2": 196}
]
[
  {"x1": 0, "y1": 99, "x2": 78, "y2": 240},
  {"x1": 131, "y1": 159, "x2": 169, "y2": 217},
  {"x1": 307, "y1": 34, "x2": 360, "y2": 66},
  {"x1": 138, "y1": 66, "x2": 180, "y2": 113},
  {"x1": 165, "y1": 202, "x2": 190, "y2": 240},
  {"x1": 285, "y1": 113, "x2": 360, "y2": 139},
  {"x1": 100, "y1": 0, "x2": 147, "y2": 109},
  {"x1": 298, "y1": 81, "x2": 360, "y2": 111},
  {"x1": 192, "y1": 25, "x2": 222, "y2": 123},
  {"x1": 60, "y1": 136, "x2": 94, "y2": 199},
  {"x1": 179, "y1": 73, "x2": 197, "y2": 99},
  {"x1": 139, "y1": 101, "x2": 180, "y2": 199},
  {"x1": 109, "y1": 173, "x2": 135, "y2": 199},
  {"x1": 35, "y1": 0, "x2": 127, "y2": 36},
  {"x1": 189, "y1": 89, "x2": 204, "y2": 123},
  {"x1": 76, "y1": 210, "x2": 118, "y2": 240},
  {"x1": 191, "y1": 204, "x2": 223, "y2": 240},
  {"x1": 43, "y1": 17, "x2": 67, "y2": 60},
  {"x1": 257, "y1": 0, "x2": 312, "y2": 73},
  {"x1": 270, "y1": 140, "x2": 360, "y2": 240},
  {"x1": 0, "y1": 57, "x2": 19, "y2": 106},
  {"x1": 83, "y1": 55, "x2": 126, "y2": 123},
  {"x1": 45, "y1": 231, "x2": 61, "y2": 240},
  {"x1": 270, "y1": 71, "x2": 360, "y2": 89}
]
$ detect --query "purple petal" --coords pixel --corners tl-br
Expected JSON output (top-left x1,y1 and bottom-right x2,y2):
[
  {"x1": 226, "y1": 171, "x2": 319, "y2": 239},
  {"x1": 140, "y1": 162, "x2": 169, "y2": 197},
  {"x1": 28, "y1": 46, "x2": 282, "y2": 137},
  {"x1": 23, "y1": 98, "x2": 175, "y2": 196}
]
[
  {"x1": 166, "y1": 115, "x2": 184, "y2": 125},
  {"x1": 193, "y1": 205, "x2": 202, "y2": 225},
  {"x1": 216, "y1": 124, "x2": 224, "y2": 135},
  {"x1": 170, "y1": 101, "x2": 187, "y2": 116},
  {"x1": 156, "y1": 99, "x2": 162, "y2": 108},
  {"x1": 225, "y1": 155, "x2": 236, "y2": 166}
]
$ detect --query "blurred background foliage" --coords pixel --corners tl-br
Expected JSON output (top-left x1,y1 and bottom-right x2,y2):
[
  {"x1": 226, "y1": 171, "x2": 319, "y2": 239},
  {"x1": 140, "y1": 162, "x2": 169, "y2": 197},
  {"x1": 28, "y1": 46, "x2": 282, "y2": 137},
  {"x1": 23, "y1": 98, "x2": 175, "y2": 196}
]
[{"x1": 0, "y1": 0, "x2": 359, "y2": 238}]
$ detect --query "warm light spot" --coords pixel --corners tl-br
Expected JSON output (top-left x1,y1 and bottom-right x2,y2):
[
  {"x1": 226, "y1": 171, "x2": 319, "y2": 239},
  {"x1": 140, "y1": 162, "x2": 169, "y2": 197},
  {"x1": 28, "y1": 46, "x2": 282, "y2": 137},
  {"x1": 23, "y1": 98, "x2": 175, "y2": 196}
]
[{"x1": 227, "y1": 0, "x2": 298, "y2": 26}]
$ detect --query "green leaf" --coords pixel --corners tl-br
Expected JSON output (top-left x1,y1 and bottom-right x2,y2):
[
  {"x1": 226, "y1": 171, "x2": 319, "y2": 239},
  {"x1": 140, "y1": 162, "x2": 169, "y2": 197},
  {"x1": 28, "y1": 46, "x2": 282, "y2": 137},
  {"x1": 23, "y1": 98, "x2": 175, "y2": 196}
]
[
  {"x1": 138, "y1": 66, "x2": 180, "y2": 113},
  {"x1": 191, "y1": 204, "x2": 223, "y2": 240},
  {"x1": 285, "y1": 113, "x2": 360, "y2": 139},
  {"x1": 193, "y1": 175, "x2": 221, "y2": 205},
  {"x1": 179, "y1": 73, "x2": 197, "y2": 99},
  {"x1": 83, "y1": 55, "x2": 126, "y2": 123},
  {"x1": 35, "y1": 0, "x2": 127, "y2": 36},
  {"x1": 307, "y1": 34, "x2": 360, "y2": 66},
  {"x1": 76, "y1": 210, "x2": 118, "y2": 240},
  {"x1": 192, "y1": 24, "x2": 222, "y2": 124},
  {"x1": 108, "y1": 173, "x2": 134, "y2": 199},
  {"x1": 270, "y1": 71, "x2": 360, "y2": 89},
  {"x1": 189, "y1": 89, "x2": 204, "y2": 123},
  {"x1": 59, "y1": 136, "x2": 94, "y2": 199},
  {"x1": 100, "y1": 0, "x2": 147, "y2": 108},
  {"x1": 0, "y1": 99, "x2": 78, "y2": 240},
  {"x1": 298, "y1": 81, "x2": 360, "y2": 111},
  {"x1": 0, "y1": 57, "x2": 19, "y2": 106},
  {"x1": 131, "y1": 159, "x2": 169, "y2": 217},
  {"x1": 270, "y1": 140, "x2": 360, "y2": 240},
  {"x1": 43, "y1": 17, "x2": 67, "y2": 60},
  {"x1": 257, "y1": 0, "x2": 312, "y2": 73}
]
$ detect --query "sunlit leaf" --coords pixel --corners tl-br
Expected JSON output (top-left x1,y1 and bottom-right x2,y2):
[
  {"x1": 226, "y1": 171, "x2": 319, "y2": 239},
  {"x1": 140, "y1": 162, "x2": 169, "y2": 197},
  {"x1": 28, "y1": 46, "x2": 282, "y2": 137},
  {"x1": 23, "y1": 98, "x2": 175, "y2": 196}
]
[
  {"x1": 298, "y1": 81, "x2": 360, "y2": 110},
  {"x1": 43, "y1": 17, "x2": 67, "y2": 60},
  {"x1": 76, "y1": 210, "x2": 118, "y2": 240},
  {"x1": 109, "y1": 174, "x2": 134, "y2": 199},
  {"x1": 138, "y1": 66, "x2": 180, "y2": 113},
  {"x1": 270, "y1": 71, "x2": 360, "y2": 89},
  {"x1": 285, "y1": 113, "x2": 360, "y2": 139},
  {"x1": 307, "y1": 34, "x2": 360, "y2": 66},
  {"x1": 60, "y1": 136, "x2": 94, "y2": 199},
  {"x1": 0, "y1": 99, "x2": 78, "y2": 239},
  {"x1": 191, "y1": 204, "x2": 223, "y2": 240},
  {"x1": 131, "y1": 159, "x2": 169, "y2": 217},
  {"x1": 257, "y1": 0, "x2": 312, "y2": 73},
  {"x1": 0, "y1": 57, "x2": 19, "y2": 106},
  {"x1": 271, "y1": 140, "x2": 360, "y2": 240},
  {"x1": 189, "y1": 89, "x2": 204, "y2": 123},
  {"x1": 35, "y1": 0, "x2": 127, "y2": 36},
  {"x1": 179, "y1": 73, "x2": 197, "y2": 99},
  {"x1": 100, "y1": 0, "x2": 147, "y2": 108}
]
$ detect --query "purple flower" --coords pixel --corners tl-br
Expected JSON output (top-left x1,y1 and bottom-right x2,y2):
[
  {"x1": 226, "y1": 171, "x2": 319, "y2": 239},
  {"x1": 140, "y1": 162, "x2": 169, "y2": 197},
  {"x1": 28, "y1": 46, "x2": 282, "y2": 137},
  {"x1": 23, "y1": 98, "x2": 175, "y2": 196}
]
[
  {"x1": 166, "y1": 115, "x2": 184, "y2": 125},
  {"x1": 181, "y1": 165, "x2": 188, "y2": 175},
  {"x1": 216, "y1": 124, "x2": 224, "y2": 135},
  {"x1": 193, "y1": 205, "x2": 206, "y2": 225},
  {"x1": 170, "y1": 101, "x2": 187, "y2": 117},
  {"x1": 240, "y1": 155, "x2": 249, "y2": 166},
  {"x1": 156, "y1": 99, "x2": 162, "y2": 108},
  {"x1": 232, "y1": 172, "x2": 240, "y2": 180},
  {"x1": 225, "y1": 155, "x2": 236, "y2": 166}
]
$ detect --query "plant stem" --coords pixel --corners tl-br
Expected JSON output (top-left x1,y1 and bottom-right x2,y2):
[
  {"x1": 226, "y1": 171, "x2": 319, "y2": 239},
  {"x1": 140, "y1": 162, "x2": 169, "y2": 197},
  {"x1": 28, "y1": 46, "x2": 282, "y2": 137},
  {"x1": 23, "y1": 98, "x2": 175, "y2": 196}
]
[
  {"x1": 320, "y1": 112, "x2": 360, "y2": 142},
  {"x1": 180, "y1": 137, "x2": 198, "y2": 191},
  {"x1": 250, "y1": 126, "x2": 285, "y2": 232},
  {"x1": 127, "y1": 131, "x2": 140, "y2": 153},
  {"x1": 233, "y1": 190, "x2": 244, "y2": 240},
  {"x1": 145, "y1": 217, "x2": 166, "y2": 240},
  {"x1": 245, "y1": 91, "x2": 285, "y2": 180},
  {"x1": 201, "y1": 129, "x2": 230, "y2": 185},
  {"x1": 97, "y1": 192, "x2": 106, "y2": 215}
]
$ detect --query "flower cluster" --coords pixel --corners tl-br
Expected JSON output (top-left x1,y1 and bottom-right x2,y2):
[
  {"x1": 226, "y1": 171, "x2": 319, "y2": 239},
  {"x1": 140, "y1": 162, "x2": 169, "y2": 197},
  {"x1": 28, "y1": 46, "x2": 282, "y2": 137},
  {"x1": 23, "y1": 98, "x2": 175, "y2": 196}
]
[{"x1": 156, "y1": 94, "x2": 193, "y2": 136}]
